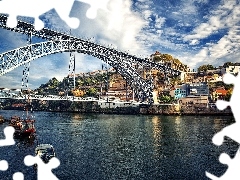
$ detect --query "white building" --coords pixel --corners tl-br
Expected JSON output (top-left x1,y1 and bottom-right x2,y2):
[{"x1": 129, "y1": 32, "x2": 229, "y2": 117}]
[
  {"x1": 224, "y1": 66, "x2": 240, "y2": 75},
  {"x1": 97, "y1": 100, "x2": 139, "y2": 109}
]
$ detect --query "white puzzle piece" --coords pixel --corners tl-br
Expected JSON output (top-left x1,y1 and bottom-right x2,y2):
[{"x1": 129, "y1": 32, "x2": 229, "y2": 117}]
[
  {"x1": 0, "y1": 0, "x2": 110, "y2": 30},
  {"x1": 24, "y1": 155, "x2": 60, "y2": 180},
  {"x1": 0, "y1": 126, "x2": 15, "y2": 171},
  {"x1": 206, "y1": 73, "x2": 240, "y2": 179}
]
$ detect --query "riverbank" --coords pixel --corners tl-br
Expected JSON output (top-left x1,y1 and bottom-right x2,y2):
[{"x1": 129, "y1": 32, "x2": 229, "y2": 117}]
[{"x1": 0, "y1": 99, "x2": 233, "y2": 116}]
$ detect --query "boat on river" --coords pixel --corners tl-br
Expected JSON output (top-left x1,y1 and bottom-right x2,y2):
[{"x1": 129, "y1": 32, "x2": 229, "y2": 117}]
[
  {"x1": 0, "y1": 115, "x2": 5, "y2": 124},
  {"x1": 9, "y1": 116, "x2": 22, "y2": 129},
  {"x1": 35, "y1": 144, "x2": 56, "y2": 163},
  {"x1": 10, "y1": 95, "x2": 36, "y2": 138},
  {"x1": 13, "y1": 118, "x2": 36, "y2": 138}
]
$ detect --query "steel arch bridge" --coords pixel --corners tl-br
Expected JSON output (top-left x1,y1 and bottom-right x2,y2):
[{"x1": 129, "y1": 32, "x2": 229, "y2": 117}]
[{"x1": 0, "y1": 15, "x2": 181, "y2": 103}]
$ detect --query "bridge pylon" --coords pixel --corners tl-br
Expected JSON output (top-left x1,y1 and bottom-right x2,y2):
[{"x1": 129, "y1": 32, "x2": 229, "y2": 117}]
[
  {"x1": 67, "y1": 29, "x2": 76, "y2": 95},
  {"x1": 21, "y1": 29, "x2": 32, "y2": 92},
  {"x1": 68, "y1": 51, "x2": 76, "y2": 92}
]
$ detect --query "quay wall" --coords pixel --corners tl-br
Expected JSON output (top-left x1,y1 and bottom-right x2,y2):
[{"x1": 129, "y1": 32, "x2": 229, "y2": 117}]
[{"x1": 0, "y1": 99, "x2": 233, "y2": 116}]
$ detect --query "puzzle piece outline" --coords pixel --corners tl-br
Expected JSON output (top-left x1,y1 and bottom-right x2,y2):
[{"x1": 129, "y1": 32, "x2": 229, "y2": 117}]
[
  {"x1": 24, "y1": 155, "x2": 60, "y2": 180},
  {"x1": 0, "y1": 0, "x2": 110, "y2": 30},
  {"x1": 0, "y1": 126, "x2": 15, "y2": 171},
  {"x1": 206, "y1": 73, "x2": 240, "y2": 179}
]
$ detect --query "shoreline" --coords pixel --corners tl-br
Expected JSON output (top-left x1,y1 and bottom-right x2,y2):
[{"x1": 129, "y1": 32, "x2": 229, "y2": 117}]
[{"x1": 0, "y1": 99, "x2": 233, "y2": 116}]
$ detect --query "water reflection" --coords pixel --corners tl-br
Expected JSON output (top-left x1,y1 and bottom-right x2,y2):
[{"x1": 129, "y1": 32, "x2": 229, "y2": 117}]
[
  {"x1": 174, "y1": 116, "x2": 184, "y2": 139},
  {"x1": 0, "y1": 110, "x2": 237, "y2": 180},
  {"x1": 15, "y1": 134, "x2": 36, "y2": 147},
  {"x1": 152, "y1": 116, "x2": 162, "y2": 141},
  {"x1": 213, "y1": 117, "x2": 234, "y2": 133},
  {"x1": 151, "y1": 116, "x2": 162, "y2": 158}
]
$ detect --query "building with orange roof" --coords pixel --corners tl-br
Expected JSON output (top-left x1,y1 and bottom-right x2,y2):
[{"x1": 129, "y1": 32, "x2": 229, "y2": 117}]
[{"x1": 212, "y1": 89, "x2": 228, "y2": 101}]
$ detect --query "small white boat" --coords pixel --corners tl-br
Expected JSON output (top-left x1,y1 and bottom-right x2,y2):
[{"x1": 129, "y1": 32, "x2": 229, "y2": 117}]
[{"x1": 35, "y1": 144, "x2": 56, "y2": 163}]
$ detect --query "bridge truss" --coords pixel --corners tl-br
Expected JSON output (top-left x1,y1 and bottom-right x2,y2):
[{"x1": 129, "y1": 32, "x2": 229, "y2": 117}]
[{"x1": 0, "y1": 15, "x2": 181, "y2": 103}]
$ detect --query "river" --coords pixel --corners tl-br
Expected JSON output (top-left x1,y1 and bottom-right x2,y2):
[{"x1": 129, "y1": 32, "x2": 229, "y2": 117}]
[{"x1": 0, "y1": 110, "x2": 238, "y2": 180}]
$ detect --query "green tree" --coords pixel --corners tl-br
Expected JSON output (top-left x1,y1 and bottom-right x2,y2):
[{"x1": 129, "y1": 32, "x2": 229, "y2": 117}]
[
  {"x1": 197, "y1": 64, "x2": 214, "y2": 72},
  {"x1": 159, "y1": 95, "x2": 174, "y2": 103},
  {"x1": 223, "y1": 62, "x2": 234, "y2": 68},
  {"x1": 86, "y1": 87, "x2": 98, "y2": 97},
  {"x1": 225, "y1": 91, "x2": 232, "y2": 101},
  {"x1": 153, "y1": 56, "x2": 162, "y2": 63}
]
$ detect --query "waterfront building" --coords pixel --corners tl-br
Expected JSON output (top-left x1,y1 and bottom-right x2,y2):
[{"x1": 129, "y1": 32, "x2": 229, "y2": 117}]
[
  {"x1": 174, "y1": 88, "x2": 187, "y2": 99},
  {"x1": 189, "y1": 82, "x2": 209, "y2": 96},
  {"x1": 106, "y1": 73, "x2": 134, "y2": 101},
  {"x1": 105, "y1": 90, "x2": 133, "y2": 101},
  {"x1": 97, "y1": 100, "x2": 139, "y2": 109},
  {"x1": 224, "y1": 65, "x2": 240, "y2": 75},
  {"x1": 212, "y1": 89, "x2": 228, "y2": 101},
  {"x1": 204, "y1": 74, "x2": 223, "y2": 82},
  {"x1": 178, "y1": 95, "x2": 209, "y2": 106},
  {"x1": 173, "y1": 84, "x2": 189, "y2": 99},
  {"x1": 180, "y1": 70, "x2": 197, "y2": 83},
  {"x1": 206, "y1": 68, "x2": 223, "y2": 75}
]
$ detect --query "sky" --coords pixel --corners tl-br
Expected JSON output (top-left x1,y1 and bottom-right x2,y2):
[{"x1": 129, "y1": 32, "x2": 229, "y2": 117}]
[{"x1": 0, "y1": 0, "x2": 240, "y2": 89}]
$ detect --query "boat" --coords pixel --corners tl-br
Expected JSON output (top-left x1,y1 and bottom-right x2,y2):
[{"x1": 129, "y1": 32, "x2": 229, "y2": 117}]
[
  {"x1": 0, "y1": 115, "x2": 5, "y2": 124},
  {"x1": 14, "y1": 118, "x2": 36, "y2": 138},
  {"x1": 9, "y1": 116, "x2": 22, "y2": 129},
  {"x1": 11, "y1": 94, "x2": 36, "y2": 138},
  {"x1": 35, "y1": 144, "x2": 56, "y2": 163}
]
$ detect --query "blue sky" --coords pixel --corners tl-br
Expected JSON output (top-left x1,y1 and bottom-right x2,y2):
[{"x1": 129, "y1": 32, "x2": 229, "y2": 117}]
[{"x1": 0, "y1": 0, "x2": 240, "y2": 89}]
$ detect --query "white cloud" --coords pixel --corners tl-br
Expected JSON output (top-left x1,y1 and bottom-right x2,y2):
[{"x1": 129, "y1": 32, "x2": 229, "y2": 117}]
[
  {"x1": 184, "y1": 0, "x2": 237, "y2": 42},
  {"x1": 94, "y1": 0, "x2": 148, "y2": 54},
  {"x1": 154, "y1": 15, "x2": 166, "y2": 29}
]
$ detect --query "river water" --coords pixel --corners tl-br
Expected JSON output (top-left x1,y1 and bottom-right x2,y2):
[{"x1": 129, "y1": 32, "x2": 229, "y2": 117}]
[{"x1": 0, "y1": 110, "x2": 238, "y2": 180}]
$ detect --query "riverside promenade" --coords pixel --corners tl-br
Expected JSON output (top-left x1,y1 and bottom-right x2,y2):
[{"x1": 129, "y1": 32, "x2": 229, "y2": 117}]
[{"x1": 0, "y1": 99, "x2": 233, "y2": 116}]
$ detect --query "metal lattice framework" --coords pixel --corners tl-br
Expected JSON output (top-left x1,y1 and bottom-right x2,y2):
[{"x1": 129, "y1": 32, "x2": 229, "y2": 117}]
[
  {"x1": 0, "y1": 15, "x2": 181, "y2": 103},
  {"x1": 68, "y1": 52, "x2": 76, "y2": 90}
]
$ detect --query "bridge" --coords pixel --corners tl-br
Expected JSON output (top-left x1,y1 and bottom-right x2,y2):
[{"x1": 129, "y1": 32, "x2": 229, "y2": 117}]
[
  {"x1": 0, "y1": 14, "x2": 181, "y2": 104},
  {"x1": 0, "y1": 89, "x2": 92, "y2": 102}
]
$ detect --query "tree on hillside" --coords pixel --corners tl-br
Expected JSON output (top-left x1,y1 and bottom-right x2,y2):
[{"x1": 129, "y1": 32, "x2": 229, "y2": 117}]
[
  {"x1": 170, "y1": 77, "x2": 181, "y2": 86},
  {"x1": 223, "y1": 62, "x2": 234, "y2": 68},
  {"x1": 158, "y1": 94, "x2": 174, "y2": 103},
  {"x1": 86, "y1": 87, "x2": 98, "y2": 97},
  {"x1": 197, "y1": 64, "x2": 214, "y2": 72},
  {"x1": 153, "y1": 56, "x2": 162, "y2": 63},
  {"x1": 152, "y1": 52, "x2": 187, "y2": 71}
]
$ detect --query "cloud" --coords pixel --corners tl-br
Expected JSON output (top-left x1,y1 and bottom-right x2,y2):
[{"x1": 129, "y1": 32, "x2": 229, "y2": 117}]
[
  {"x1": 184, "y1": 0, "x2": 237, "y2": 42},
  {"x1": 176, "y1": 0, "x2": 240, "y2": 69}
]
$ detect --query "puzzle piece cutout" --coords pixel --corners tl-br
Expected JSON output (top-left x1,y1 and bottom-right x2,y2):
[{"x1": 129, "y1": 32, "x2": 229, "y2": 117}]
[
  {"x1": 216, "y1": 73, "x2": 240, "y2": 120},
  {"x1": 80, "y1": 0, "x2": 109, "y2": 19},
  {"x1": 0, "y1": 0, "x2": 110, "y2": 30},
  {"x1": 212, "y1": 73, "x2": 240, "y2": 146},
  {"x1": 206, "y1": 149, "x2": 240, "y2": 180},
  {"x1": 0, "y1": 126, "x2": 15, "y2": 171},
  {"x1": 0, "y1": 126, "x2": 15, "y2": 146},
  {"x1": 12, "y1": 172, "x2": 24, "y2": 180},
  {"x1": 206, "y1": 73, "x2": 240, "y2": 179},
  {"x1": 24, "y1": 155, "x2": 60, "y2": 180}
]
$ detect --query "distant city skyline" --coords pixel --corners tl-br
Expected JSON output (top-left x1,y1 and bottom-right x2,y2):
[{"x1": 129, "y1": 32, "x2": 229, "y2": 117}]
[{"x1": 0, "y1": 0, "x2": 240, "y2": 89}]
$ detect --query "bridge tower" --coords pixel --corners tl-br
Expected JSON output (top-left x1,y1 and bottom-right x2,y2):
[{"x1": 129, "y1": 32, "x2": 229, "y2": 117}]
[
  {"x1": 67, "y1": 29, "x2": 76, "y2": 95},
  {"x1": 102, "y1": 60, "x2": 109, "y2": 101},
  {"x1": 21, "y1": 29, "x2": 32, "y2": 92},
  {"x1": 68, "y1": 51, "x2": 76, "y2": 90}
]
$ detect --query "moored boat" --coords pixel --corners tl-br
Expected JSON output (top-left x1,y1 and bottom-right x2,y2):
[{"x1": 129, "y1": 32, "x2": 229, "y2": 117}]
[
  {"x1": 35, "y1": 144, "x2": 56, "y2": 163},
  {"x1": 0, "y1": 115, "x2": 5, "y2": 124},
  {"x1": 14, "y1": 118, "x2": 36, "y2": 138},
  {"x1": 9, "y1": 116, "x2": 22, "y2": 129},
  {"x1": 13, "y1": 90, "x2": 36, "y2": 138}
]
